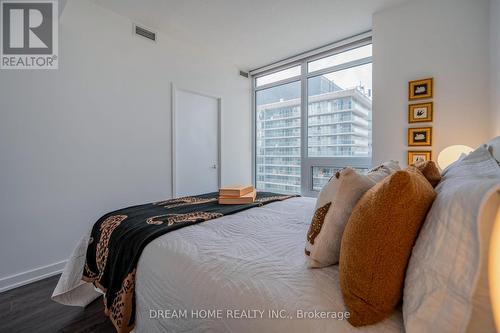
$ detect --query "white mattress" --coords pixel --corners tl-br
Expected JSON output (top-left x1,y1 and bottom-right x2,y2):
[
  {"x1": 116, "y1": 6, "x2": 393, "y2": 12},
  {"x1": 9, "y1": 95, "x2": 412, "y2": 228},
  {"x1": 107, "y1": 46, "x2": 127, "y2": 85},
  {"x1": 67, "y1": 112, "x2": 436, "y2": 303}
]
[{"x1": 133, "y1": 197, "x2": 404, "y2": 332}]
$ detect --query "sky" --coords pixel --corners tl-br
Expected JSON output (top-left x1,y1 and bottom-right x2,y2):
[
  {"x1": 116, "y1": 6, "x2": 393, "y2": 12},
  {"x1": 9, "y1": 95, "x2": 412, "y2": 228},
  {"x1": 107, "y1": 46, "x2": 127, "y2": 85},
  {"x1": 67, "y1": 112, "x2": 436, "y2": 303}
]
[{"x1": 324, "y1": 63, "x2": 372, "y2": 94}]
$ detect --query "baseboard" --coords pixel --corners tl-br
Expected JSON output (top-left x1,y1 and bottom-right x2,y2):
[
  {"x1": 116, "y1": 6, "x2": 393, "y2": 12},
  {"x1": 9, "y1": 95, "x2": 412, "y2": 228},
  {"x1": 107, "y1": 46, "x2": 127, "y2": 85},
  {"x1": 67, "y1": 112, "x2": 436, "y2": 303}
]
[{"x1": 0, "y1": 260, "x2": 68, "y2": 293}]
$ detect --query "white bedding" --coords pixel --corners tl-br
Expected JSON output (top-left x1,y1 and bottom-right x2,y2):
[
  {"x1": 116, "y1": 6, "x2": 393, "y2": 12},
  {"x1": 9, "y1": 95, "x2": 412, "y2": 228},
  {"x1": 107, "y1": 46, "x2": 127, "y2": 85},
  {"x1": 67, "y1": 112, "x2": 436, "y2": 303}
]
[
  {"x1": 53, "y1": 197, "x2": 403, "y2": 332},
  {"x1": 403, "y1": 146, "x2": 500, "y2": 333}
]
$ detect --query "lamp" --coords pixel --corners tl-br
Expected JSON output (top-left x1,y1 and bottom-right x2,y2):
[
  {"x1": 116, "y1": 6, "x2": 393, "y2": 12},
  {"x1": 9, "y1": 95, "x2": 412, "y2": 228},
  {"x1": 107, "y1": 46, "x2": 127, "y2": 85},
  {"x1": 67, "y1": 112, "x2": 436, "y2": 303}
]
[
  {"x1": 437, "y1": 145, "x2": 474, "y2": 170},
  {"x1": 490, "y1": 206, "x2": 500, "y2": 332}
]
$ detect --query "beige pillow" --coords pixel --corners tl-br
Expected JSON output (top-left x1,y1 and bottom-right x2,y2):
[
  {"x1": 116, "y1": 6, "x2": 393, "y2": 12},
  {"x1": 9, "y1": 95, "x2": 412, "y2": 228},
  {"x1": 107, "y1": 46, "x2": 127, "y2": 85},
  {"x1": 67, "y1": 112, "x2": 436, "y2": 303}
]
[
  {"x1": 305, "y1": 163, "x2": 398, "y2": 268},
  {"x1": 339, "y1": 166, "x2": 436, "y2": 326}
]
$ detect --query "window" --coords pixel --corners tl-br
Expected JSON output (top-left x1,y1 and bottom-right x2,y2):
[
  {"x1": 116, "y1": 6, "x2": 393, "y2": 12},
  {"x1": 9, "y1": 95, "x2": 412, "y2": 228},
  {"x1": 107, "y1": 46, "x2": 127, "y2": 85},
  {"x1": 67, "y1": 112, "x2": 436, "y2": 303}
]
[
  {"x1": 256, "y1": 81, "x2": 301, "y2": 194},
  {"x1": 307, "y1": 44, "x2": 372, "y2": 72},
  {"x1": 253, "y1": 36, "x2": 372, "y2": 196},
  {"x1": 256, "y1": 65, "x2": 301, "y2": 87},
  {"x1": 307, "y1": 63, "x2": 372, "y2": 158}
]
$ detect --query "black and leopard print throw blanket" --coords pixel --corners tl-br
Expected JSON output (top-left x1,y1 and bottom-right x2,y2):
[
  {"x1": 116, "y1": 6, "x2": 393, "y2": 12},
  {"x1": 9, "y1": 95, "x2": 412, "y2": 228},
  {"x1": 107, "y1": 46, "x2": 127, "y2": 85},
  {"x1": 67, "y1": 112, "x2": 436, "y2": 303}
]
[{"x1": 82, "y1": 191, "x2": 296, "y2": 333}]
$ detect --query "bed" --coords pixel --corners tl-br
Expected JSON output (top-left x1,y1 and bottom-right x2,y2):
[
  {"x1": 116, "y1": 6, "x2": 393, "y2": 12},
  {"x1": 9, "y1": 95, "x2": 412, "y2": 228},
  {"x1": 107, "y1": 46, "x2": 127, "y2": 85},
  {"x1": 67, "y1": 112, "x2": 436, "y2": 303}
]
[
  {"x1": 53, "y1": 196, "x2": 403, "y2": 332},
  {"x1": 53, "y1": 137, "x2": 500, "y2": 333}
]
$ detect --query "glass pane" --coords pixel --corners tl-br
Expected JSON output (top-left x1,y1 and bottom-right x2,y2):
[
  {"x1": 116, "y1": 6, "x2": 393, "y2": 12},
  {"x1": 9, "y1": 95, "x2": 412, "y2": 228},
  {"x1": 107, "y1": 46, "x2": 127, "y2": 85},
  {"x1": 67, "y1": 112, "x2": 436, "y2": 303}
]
[
  {"x1": 312, "y1": 166, "x2": 369, "y2": 191},
  {"x1": 308, "y1": 44, "x2": 372, "y2": 73},
  {"x1": 256, "y1": 65, "x2": 301, "y2": 87},
  {"x1": 256, "y1": 81, "x2": 301, "y2": 194},
  {"x1": 307, "y1": 63, "x2": 372, "y2": 158}
]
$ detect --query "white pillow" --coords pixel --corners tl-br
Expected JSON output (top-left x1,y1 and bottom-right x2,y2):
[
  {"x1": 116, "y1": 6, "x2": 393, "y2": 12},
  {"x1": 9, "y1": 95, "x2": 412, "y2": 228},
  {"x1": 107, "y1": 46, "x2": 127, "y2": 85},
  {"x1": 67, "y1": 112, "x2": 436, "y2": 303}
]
[
  {"x1": 403, "y1": 146, "x2": 500, "y2": 333},
  {"x1": 305, "y1": 161, "x2": 399, "y2": 268},
  {"x1": 442, "y1": 145, "x2": 500, "y2": 179},
  {"x1": 486, "y1": 136, "x2": 500, "y2": 164}
]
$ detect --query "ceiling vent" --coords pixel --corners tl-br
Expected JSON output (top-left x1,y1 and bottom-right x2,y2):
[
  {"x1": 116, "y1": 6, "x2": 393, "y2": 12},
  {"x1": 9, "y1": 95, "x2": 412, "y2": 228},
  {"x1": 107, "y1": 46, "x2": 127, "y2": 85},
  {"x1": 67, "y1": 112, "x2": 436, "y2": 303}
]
[{"x1": 133, "y1": 24, "x2": 157, "y2": 42}]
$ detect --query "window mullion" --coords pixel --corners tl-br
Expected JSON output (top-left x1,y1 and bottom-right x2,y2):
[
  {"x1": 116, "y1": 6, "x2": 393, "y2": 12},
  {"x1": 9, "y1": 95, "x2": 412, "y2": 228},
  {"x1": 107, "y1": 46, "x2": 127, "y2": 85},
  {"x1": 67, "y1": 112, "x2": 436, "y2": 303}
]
[{"x1": 300, "y1": 61, "x2": 310, "y2": 196}]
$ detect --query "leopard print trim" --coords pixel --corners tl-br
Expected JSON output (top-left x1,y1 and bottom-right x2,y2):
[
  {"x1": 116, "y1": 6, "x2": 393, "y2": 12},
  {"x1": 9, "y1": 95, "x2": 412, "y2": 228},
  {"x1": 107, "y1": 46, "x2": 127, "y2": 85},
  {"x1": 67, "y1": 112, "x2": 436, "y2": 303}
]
[
  {"x1": 153, "y1": 196, "x2": 218, "y2": 209},
  {"x1": 95, "y1": 215, "x2": 127, "y2": 281},
  {"x1": 83, "y1": 263, "x2": 98, "y2": 281},
  {"x1": 145, "y1": 215, "x2": 168, "y2": 225},
  {"x1": 106, "y1": 269, "x2": 136, "y2": 333},
  {"x1": 146, "y1": 212, "x2": 224, "y2": 225},
  {"x1": 306, "y1": 202, "x2": 331, "y2": 245},
  {"x1": 155, "y1": 194, "x2": 291, "y2": 209},
  {"x1": 255, "y1": 195, "x2": 295, "y2": 205}
]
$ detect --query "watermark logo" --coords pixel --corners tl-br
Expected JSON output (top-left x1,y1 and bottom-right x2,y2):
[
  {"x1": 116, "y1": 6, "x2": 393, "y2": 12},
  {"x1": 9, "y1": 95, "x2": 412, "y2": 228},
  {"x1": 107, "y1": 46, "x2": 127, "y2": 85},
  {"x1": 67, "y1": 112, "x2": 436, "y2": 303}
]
[{"x1": 1, "y1": 0, "x2": 58, "y2": 69}]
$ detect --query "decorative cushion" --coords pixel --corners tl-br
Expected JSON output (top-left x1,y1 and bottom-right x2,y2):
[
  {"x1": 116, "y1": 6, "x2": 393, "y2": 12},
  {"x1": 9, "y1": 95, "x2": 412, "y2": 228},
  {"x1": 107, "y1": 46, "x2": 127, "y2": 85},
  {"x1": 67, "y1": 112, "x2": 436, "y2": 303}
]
[
  {"x1": 486, "y1": 136, "x2": 500, "y2": 163},
  {"x1": 305, "y1": 161, "x2": 400, "y2": 268},
  {"x1": 403, "y1": 145, "x2": 500, "y2": 333},
  {"x1": 413, "y1": 160, "x2": 441, "y2": 187},
  {"x1": 339, "y1": 166, "x2": 436, "y2": 326}
]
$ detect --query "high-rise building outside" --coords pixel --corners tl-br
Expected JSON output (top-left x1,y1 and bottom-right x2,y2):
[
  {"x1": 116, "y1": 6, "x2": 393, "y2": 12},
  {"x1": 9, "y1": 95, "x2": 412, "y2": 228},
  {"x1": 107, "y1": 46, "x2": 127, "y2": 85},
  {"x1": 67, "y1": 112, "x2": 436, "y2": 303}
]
[{"x1": 256, "y1": 76, "x2": 372, "y2": 194}]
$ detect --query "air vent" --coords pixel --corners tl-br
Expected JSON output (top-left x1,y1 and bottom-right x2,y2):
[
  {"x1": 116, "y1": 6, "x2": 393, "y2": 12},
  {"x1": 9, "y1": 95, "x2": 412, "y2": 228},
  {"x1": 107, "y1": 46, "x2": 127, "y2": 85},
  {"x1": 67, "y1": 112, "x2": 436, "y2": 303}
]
[
  {"x1": 239, "y1": 70, "x2": 249, "y2": 78},
  {"x1": 134, "y1": 24, "x2": 157, "y2": 42}
]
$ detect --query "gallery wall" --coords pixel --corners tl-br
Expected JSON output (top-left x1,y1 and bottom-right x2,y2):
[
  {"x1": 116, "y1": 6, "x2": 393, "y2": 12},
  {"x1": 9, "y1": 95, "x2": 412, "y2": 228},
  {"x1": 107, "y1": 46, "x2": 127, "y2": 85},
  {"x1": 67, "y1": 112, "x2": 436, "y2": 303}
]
[
  {"x1": 0, "y1": 0, "x2": 251, "y2": 289},
  {"x1": 372, "y1": 0, "x2": 492, "y2": 165}
]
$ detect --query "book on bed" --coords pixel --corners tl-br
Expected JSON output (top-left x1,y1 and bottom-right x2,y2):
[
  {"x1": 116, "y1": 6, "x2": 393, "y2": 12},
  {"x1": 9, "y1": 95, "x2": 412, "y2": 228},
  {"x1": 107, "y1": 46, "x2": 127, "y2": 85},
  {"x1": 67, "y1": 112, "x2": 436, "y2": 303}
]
[
  {"x1": 219, "y1": 185, "x2": 254, "y2": 197},
  {"x1": 219, "y1": 189, "x2": 257, "y2": 204}
]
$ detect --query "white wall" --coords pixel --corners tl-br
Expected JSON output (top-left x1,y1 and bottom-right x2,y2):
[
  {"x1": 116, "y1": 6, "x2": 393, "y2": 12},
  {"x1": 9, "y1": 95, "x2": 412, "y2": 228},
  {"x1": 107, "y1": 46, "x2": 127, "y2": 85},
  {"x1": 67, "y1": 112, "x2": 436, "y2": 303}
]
[
  {"x1": 0, "y1": 0, "x2": 251, "y2": 287},
  {"x1": 372, "y1": 0, "x2": 492, "y2": 165},
  {"x1": 491, "y1": 0, "x2": 500, "y2": 136}
]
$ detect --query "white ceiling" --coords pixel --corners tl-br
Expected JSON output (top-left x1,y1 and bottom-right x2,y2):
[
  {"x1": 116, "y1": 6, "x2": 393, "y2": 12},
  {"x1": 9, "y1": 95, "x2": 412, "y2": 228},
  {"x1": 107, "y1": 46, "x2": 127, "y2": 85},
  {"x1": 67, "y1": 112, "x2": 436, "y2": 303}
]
[{"x1": 93, "y1": 0, "x2": 408, "y2": 70}]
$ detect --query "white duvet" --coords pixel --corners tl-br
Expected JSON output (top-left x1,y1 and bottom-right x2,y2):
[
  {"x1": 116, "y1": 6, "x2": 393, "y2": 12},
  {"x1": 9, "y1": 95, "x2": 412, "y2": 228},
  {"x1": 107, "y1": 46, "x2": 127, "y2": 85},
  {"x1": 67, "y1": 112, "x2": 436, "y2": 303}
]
[{"x1": 53, "y1": 197, "x2": 403, "y2": 333}]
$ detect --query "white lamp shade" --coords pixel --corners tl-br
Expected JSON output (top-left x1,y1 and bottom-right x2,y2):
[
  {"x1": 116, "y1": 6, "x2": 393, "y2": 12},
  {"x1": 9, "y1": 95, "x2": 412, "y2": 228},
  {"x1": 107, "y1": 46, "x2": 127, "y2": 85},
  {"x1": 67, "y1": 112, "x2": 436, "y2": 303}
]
[{"x1": 437, "y1": 145, "x2": 474, "y2": 170}]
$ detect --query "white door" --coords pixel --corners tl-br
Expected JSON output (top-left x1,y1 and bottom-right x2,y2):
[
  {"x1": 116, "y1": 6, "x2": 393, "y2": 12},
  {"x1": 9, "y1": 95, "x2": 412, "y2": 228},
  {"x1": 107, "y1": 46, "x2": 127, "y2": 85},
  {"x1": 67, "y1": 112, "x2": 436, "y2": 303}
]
[{"x1": 173, "y1": 87, "x2": 220, "y2": 197}]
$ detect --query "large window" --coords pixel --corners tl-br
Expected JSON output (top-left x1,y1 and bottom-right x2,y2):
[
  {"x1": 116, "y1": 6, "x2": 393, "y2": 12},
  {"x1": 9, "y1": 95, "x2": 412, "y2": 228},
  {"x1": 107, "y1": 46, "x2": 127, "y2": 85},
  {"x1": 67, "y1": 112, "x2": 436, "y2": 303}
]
[
  {"x1": 256, "y1": 81, "x2": 301, "y2": 194},
  {"x1": 253, "y1": 36, "x2": 372, "y2": 196}
]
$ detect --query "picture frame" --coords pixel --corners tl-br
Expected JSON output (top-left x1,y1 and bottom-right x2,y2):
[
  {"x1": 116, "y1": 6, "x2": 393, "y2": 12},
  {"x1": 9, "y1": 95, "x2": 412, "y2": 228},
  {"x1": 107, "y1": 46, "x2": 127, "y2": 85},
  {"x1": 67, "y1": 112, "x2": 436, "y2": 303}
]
[
  {"x1": 408, "y1": 102, "x2": 433, "y2": 123},
  {"x1": 408, "y1": 127, "x2": 432, "y2": 146},
  {"x1": 408, "y1": 151, "x2": 432, "y2": 165},
  {"x1": 408, "y1": 78, "x2": 433, "y2": 100}
]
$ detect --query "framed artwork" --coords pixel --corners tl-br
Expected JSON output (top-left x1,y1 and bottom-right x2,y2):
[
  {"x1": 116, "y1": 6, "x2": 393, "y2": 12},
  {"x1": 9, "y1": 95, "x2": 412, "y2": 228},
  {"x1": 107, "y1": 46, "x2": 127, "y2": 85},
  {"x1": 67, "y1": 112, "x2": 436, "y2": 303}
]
[
  {"x1": 408, "y1": 151, "x2": 432, "y2": 165},
  {"x1": 409, "y1": 78, "x2": 433, "y2": 100},
  {"x1": 408, "y1": 102, "x2": 433, "y2": 123},
  {"x1": 408, "y1": 127, "x2": 432, "y2": 146}
]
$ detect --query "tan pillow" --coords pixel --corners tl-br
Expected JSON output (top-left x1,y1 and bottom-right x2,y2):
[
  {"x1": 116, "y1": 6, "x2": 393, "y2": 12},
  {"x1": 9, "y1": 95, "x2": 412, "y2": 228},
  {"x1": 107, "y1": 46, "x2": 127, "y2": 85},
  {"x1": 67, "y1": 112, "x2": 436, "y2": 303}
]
[
  {"x1": 412, "y1": 160, "x2": 441, "y2": 187},
  {"x1": 305, "y1": 165, "x2": 396, "y2": 268},
  {"x1": 339, "y1": 166, "x2": 436, "y2": 326}
]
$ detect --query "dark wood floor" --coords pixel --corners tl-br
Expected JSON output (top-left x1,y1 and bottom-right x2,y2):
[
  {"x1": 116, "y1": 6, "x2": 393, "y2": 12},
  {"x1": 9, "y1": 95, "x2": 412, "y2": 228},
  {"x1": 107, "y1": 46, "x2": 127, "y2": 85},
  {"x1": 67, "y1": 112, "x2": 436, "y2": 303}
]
[{"x1": 0, "y1": 275, "x2": 114, "y2": 333}]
